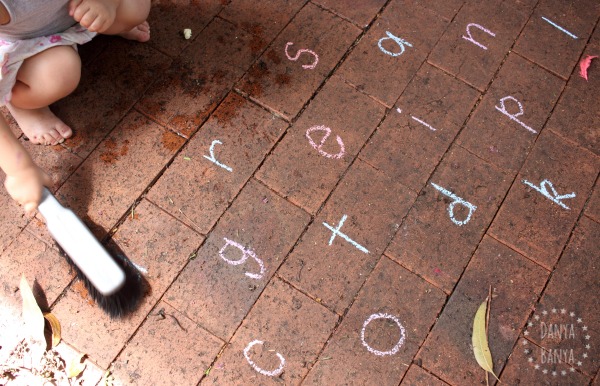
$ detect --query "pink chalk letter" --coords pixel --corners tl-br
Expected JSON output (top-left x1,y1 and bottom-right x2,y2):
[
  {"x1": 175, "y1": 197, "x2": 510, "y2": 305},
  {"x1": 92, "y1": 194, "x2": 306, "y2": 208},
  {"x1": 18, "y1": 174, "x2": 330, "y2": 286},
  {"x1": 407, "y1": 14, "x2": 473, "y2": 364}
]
[
  {"x1": 306, "y1": 125, "x2": 345, "y2": 159},
  {"x1": 244, "y1": 340, "x2": 285, "y2": 377},
  {"x1": 285, "y1": 42, "x2": 319, "y2": 70},
  {"x1": 462, "y1": 23, "x2": 496, "y2": 50},
  {"x1": 494, "y1": 96, "x2": 536, "y2": 134},
  {"x1": 219, "y1": 238, "x2": 266, "y2": 280}
]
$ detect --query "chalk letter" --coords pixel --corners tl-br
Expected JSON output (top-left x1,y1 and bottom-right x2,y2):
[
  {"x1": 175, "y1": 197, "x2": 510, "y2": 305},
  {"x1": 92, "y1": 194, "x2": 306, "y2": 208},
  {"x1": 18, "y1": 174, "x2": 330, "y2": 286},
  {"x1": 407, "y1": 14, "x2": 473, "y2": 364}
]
[
  {"x1": 462, "y1": 23, "x2": 496, "y2": 50},
  {"x1": 323, "y1": 214, "x2": 369, "y2": 254},
  {"x1": 306, "y1": 125, "x2": 345, "y2": 159},
  {"x1": 522, "y1": 179, "x2": 576, "y2": 210},
  {"x1": 219, "y1": 238, "x2": 266, "y2": 280},
  {"x1": 378, "y1": 31, "x2": 413, "y2": 57},
  {"x1": 431, "y1": 183, "x2": 477, "y2": 226},
  {"x1": 203, "y1": 139, "x2": 233, "y2": 172},
  {"x1": 495, "y1": 96, "x2": 536, "y2": 134},
  {"x1": 361, "y1": 313, "x2": 406, "y2": 356},
  {"x1": 285, "y1": 42, "x2": 319, "y2": 69},
  {"x1": 244, "y1": 340, "x2": 285, "y2": 377}
]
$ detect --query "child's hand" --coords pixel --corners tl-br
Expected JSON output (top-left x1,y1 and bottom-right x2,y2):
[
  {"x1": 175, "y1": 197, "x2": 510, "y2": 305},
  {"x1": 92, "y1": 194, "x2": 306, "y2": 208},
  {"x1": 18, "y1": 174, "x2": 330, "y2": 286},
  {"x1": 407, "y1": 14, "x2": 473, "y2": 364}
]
[
  {"x1": 4, "y1": 165, "x2": 52, "y2": 215},
  {"x1": 69, "y1": 0, "x2": 120, "y2": 33}
]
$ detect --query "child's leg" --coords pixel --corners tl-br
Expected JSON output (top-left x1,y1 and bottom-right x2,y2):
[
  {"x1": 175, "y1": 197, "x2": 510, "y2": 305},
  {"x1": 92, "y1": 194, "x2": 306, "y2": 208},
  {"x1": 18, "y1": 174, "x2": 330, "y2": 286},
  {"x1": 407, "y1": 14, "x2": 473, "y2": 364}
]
[
  {"x1": 103, "y1": 0, "x2": 151, "y2": 42},
  {"x1": 8, "y1": 45, "x2": 81, "y2": 145}
]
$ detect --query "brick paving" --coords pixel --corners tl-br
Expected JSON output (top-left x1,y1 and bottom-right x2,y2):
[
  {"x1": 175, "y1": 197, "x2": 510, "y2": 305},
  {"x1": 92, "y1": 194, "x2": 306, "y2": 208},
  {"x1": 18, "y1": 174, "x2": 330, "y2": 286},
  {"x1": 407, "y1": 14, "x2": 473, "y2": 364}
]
[{"x1": 0, "y1": 0, "x2": 599, "y2": 385}]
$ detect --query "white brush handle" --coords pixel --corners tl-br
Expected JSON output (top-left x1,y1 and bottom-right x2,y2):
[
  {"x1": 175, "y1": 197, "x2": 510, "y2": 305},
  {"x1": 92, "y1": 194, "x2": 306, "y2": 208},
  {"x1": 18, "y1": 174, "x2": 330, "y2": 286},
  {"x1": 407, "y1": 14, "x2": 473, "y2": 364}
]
[{"x1": 38, "y1": 188, "x2": 125, "y2": 295}]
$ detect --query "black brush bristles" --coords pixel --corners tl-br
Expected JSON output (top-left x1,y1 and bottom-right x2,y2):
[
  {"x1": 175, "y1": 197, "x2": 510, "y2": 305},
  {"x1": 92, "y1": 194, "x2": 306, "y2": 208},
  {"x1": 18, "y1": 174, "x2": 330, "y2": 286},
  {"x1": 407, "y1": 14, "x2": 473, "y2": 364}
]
[{"x1": 56, "y1": 244, "x2": 145, "y2": 318}]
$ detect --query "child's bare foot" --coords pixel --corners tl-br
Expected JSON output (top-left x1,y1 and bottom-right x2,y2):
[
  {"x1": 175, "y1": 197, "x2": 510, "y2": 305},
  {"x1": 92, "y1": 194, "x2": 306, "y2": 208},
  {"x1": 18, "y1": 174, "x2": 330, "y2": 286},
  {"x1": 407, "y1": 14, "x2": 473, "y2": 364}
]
[
  {"x1": 118, "y1": 21, "x2": 150, "y2": 42},
  {"x1": 7, "y1": 104, "x2": 73, "y2": 145}
]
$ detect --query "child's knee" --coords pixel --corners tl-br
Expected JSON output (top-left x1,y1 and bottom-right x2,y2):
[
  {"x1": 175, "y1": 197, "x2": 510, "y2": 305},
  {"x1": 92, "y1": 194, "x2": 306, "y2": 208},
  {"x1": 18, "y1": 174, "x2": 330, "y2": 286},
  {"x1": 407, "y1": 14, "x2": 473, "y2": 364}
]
[
  {"x1": 13, "y1": 46, "x2": 81, "y2": 106},
  {"x1": 117, "y1": 0, "x2": 151, "y2": 29},
  {"x1": 44, "y1": 47, "x2": 82, "y2": 95}
]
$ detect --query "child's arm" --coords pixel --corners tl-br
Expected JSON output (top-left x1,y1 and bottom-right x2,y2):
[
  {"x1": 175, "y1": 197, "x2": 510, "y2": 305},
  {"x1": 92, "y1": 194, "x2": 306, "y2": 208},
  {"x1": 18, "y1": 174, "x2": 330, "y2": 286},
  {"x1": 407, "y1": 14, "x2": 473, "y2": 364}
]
[
  {"x1": 69, "y1": 0, "x2": 120, "y2": 33},
  {"x1": 0, "y1": 116, "x2": 52, "y2": 214}
]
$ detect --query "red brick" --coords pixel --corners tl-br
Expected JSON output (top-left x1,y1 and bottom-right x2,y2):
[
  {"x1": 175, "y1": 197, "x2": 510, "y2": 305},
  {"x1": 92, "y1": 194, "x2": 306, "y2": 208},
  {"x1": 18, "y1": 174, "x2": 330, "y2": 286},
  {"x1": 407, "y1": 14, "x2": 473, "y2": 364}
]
[
  {"x1": 220, "y1": 0, "x2": 309, "y2": 39},
  {"x1": 237, "y1": 3, "x2": 361, "y2": 120},
  {"x1": 147, "y1": 93, "x2": 287, "y2": 234},
  {"x1": 257, "y1": 76, "x2": 386, "y2": 214},
  {"x1": 386, "y1": 146, "x2": 512, "y2": 293},
  {"x1": 401, "y1": 365, "x2": 450, "y2": 385},
  {"x1": 164, "y1": 179, "x2": 310, "y2": 340},
  {"x1": 312, "y1": 0, "x2": 386, "y2": 27},
  {"x1": 52, "y1": 198, "x2": 203, "y2": 368},
  {"x1": 111, "y1": 301, "x2": 224, "y2": 385},
  {"x1": 22, "y1": 139, "x2": 83, "y2": 191},
  {"x1": 457, "y1": 53, "x2": 565, "y2": 173},
  {"x1": 0, "y1": 182, "x2": 27, "y2": 254},
  {"x1": 1, "y1": 106, "x2": 22, "y2": 138},
  {"x1": 55, "y1": 111, "x2": 185, "y2": 238},
  {"x1": 148, "y1": 0, "x2": 226, "y2": 58},
  {"x1": 522, "y1": 217, "x2": 600, "y2": 377},
  {"x1": 513, "y1": 0, "x2": 600, "y2": 79},
  {"x1": 0, "y1": 231, "x2": 74, "y2": 308},
  {"x1": 585, "y1": 179, "x2": 600, "y2": 222},
  {"x1": 137, "y1": 18, "x2": 266, "y2": 137},
  {"x1": 546, "y1": 26, "x2": 600, "y2": 156},
  {"x1": 428, "y1": 1, "x2": 531, "y2": 91},
  {"x1": 204, "y1": 278, "x2": 338, "y2": 385},
  {"x1": 279, "y1": 159, "x2": 416, "y2": 313},
  {"x1": 360, "y1": 63, "x2": 480, "y2": 191},
  {"x1": 53, "y1": 40, "x2": 172, "y2": 158},
  {"x1": 303, "y1": 257, "x2": 445, "y2": 385},
  {"x1": 414, "y1": 0, "x2": 465, "y2": 21},
  {"x1": 337, "y1": 0, "x2": 449, "y2": 107},
  {"x1": 500, "y1": 338, "x2": 591, "y2": 385},
  {"x1": 489, "y1": 130, "x2": 599, "y2": 269},
  {"x1": 418, "y1": 236, "x2": 548, "y2": 385}
]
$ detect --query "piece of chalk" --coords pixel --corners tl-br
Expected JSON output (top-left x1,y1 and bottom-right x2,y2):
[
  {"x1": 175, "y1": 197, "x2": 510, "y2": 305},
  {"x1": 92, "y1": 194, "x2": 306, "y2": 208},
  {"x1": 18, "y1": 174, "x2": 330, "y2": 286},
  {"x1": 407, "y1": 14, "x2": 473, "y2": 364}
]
[{"x1": 183, "y1": 29, "x2": 192, "y2": 40}]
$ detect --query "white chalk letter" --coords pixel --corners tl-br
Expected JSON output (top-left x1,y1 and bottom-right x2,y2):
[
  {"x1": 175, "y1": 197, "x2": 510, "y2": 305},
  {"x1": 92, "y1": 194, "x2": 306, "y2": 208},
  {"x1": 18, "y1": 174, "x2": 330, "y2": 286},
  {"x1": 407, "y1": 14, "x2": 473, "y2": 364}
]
[
  {"x1": 522, "y1": 179, "x2": 576, "y2": 210},
  {"x1": 378, "y1": 31, "x2": 413, "y2": 57},
  {"x1": 243, "y1": 340, "x2": 285, "y2": 377},
  {"x1": 285, "y1": 42, "x2": 319, "y2": 70},
  {"x1": 203, "y1": 139, "x2": 233, "y2": 172},
  {"x1": 306, "y1": 125, "x2": 345, "y2": 159},
  {"x1": 219, "y1": 238, "x2": 266, "y2": 280},
  {"x1": 495, "y1": 96, "x2": 537, "y2": 134},
  {"x1": 323, "y1": 214, "x2": 369, "y2": 254},
  {"x1": 462, "y1": 23, "x2": 496, "y2": 50},
  {"x1": 431, "y1": 183, "x2": 477, "y2": 226},
  {"x1": 361, "y1": 313, "x2": 406, "y2": 356}
]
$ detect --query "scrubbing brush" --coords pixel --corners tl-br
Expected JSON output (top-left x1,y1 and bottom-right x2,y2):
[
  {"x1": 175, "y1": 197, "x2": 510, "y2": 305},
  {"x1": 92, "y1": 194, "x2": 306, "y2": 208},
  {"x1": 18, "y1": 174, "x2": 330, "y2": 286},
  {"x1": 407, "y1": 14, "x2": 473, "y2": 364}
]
[{"x1": 38, "y1": 188, "x2": 144, "y2": 317}]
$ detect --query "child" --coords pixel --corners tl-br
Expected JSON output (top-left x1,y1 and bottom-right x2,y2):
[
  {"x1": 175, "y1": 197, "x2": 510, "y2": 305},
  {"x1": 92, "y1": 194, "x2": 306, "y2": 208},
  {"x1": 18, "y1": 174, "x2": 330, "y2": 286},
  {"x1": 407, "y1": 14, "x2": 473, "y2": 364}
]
[{"x1": 0, "y1": 0, "x2": 150, "y2": 214}]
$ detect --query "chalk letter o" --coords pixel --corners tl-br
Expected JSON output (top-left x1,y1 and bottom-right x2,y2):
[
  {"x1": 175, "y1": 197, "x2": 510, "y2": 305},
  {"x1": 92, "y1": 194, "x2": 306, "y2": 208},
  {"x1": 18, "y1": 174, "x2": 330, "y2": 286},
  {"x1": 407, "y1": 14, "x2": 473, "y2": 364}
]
[
  {"x1": 243, "y1": 340, "x2": 286, "y2": 377},
  {"x1": 361, "y1": 313, "x2": 406, "y2": 356}
]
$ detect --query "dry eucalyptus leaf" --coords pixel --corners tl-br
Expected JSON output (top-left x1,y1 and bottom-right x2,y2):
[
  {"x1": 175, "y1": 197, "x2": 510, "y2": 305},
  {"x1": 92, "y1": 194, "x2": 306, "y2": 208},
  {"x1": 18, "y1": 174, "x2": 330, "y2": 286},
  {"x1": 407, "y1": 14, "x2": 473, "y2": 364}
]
[
  {"x1": 19, "y1": 275, "x2": 46, "y2": 365},
  {"x1": 66, "y1": 353, "x2": 87, "y2": 379},
  {"x1": 43, "y1": 313, "x2": 61, "y2": 348},
  {"x1": 472, "y1": 300, "x2": 499, "y2": 381}
]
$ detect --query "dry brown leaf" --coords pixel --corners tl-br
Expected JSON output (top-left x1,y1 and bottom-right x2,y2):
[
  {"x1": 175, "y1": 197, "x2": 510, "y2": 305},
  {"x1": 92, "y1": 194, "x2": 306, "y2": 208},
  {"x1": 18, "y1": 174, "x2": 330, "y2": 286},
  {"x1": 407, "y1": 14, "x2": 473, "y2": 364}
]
[
  {"x1": 43, "y1": 312, "x2": 61, "y2": 348},
  {"x1": 19, "y1": 275, "x2": 46, "y2": 365},
  {"x1": 66, "y1": 353, "x2": 87, "y2": 379},
  {"x1": 472, "y1": 300, "x2": 499, "y2": 382}
]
